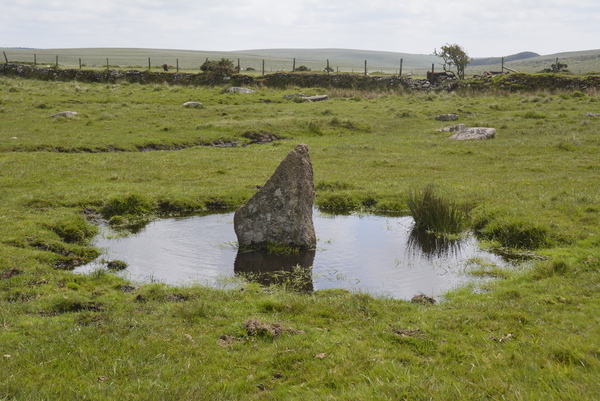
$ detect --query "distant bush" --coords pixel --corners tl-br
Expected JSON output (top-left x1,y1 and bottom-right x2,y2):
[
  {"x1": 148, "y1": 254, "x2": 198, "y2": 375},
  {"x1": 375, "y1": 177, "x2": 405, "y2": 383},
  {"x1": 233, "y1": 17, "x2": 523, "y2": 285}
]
[
  {"x1": 295, "y1": 65, "x2": 311, "y2": 72},
  {"x1": 200, "y1": 58, "x2": 236, "y2": 75}
]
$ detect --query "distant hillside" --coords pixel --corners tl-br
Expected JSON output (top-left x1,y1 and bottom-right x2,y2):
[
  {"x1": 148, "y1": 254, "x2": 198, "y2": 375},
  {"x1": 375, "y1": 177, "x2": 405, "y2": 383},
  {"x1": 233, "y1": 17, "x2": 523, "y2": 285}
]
[
  {"x1": 495, "y1": 49, "x2": 600, "y2": 74},
  {"x1": 470, "y1": 52, "x2": 540, "y2": 66},
  {"x1": 2, "y1": 47, "x2": 599, "y2": 75},
  {"x1": 1, "y1": 47, "x2": 442, "y2": 74},
  {"x1": 233, "y1": 48, "x2": 440, "y2": 69}
]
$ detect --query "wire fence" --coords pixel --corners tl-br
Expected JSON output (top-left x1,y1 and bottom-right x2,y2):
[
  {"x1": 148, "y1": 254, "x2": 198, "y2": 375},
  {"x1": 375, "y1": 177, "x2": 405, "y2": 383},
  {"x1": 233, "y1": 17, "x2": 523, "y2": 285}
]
[
  {"x1": 4, "y1": 49, "x2": 576, "y2": 77},
  {"x1": 2, "y1": 50, "x2": 496, "y2": 78}
]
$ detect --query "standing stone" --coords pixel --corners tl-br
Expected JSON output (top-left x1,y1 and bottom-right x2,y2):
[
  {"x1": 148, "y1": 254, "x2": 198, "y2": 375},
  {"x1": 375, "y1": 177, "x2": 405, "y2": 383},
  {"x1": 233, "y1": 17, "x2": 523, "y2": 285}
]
[{"x1": 234, "y1": 144, "x2": 316, "y2": 249}]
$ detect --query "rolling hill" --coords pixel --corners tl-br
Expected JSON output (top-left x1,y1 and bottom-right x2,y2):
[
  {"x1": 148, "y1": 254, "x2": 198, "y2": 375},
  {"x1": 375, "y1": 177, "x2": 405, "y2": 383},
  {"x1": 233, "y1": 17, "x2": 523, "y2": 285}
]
[{"x1": 2, "y1": 47, "x2": 599, "y2": 75}]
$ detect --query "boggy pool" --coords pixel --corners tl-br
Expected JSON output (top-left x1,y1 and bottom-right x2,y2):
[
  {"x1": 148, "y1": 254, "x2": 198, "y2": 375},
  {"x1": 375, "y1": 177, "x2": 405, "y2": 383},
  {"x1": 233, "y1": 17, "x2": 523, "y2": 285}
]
[{"x1": 77, "y1": 210, "x2": 512, "y2": 300}]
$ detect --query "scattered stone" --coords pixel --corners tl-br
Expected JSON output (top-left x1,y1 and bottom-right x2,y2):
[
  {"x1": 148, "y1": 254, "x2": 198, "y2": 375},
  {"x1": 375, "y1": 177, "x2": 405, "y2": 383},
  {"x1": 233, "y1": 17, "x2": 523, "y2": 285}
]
[
  {"x1": 449, "y1": 127, "x2": 496, "y2": 140},
  {"x1": 584, "y1": 112, "x2": 600, "y2": 117},
  {"x1": 50, "y1": 111, "x2": 78, "y2": 118},
  {"x1": 182, "y1": 101, "x2": 202, "y2": 108},
  {"x1": 227, "y1": 87, "x2": 255, "y2": 94},
  {"x1": 437, "y1": 124, "x2": 466, "y2": 133},
  {"x1": 304, "y1": 95, "x2": 329, "y2": 102},
  {"x1": 283, "y1": 93, "x2": 307, "y2": 99},
  {"x1": 234, "y1": 144, "x2": 316, "y2": 249},
  {"x1": 434, "y1": 114, "x2": 459, "y2": 121},
  {"x1": 283, "y1": 93, "x2": 329, "y2": 102}
]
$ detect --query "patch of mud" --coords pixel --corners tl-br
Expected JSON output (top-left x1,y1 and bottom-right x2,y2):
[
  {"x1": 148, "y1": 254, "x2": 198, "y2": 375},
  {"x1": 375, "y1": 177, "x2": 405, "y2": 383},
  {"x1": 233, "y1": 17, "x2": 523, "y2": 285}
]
[
  {"x1": 410, "y1": 294, "x2": 436, "y2": 305},
  {"x1": 241, "y1": 130, "x2": 285, "y2": 145},
  {"x1": 393, "y1": 328, "x2": 425, "y2": 338},
  {"x1": 9, "y1": 133, "x2": 286, "y2": 154},
  {"x1": 0, "y1": 268, "x2": 21, "y2": 280},
  {"x1": 243, "y1": 319, "x2": 304, "y2": 338}
]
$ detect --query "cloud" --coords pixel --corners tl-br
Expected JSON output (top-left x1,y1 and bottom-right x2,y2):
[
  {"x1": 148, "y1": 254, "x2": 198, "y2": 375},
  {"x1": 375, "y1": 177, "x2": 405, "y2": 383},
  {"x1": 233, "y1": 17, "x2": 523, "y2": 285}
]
[{"x1": 1, "y1": 0, "x2": 599, "y2": 56}]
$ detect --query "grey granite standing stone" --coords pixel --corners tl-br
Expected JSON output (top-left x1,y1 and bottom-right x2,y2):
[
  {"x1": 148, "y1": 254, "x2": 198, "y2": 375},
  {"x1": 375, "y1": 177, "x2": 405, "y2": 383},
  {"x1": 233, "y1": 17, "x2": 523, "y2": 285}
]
[{"x1": 234, "y1": 144, "x2": 316, "y2": 249}]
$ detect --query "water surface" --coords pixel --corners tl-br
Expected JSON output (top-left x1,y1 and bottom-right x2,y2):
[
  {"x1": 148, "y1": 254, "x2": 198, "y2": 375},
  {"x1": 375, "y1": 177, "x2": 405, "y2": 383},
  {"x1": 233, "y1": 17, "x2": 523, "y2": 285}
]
[{"x1": 77, "y1": 211, "x2": 510, "y2": 299}]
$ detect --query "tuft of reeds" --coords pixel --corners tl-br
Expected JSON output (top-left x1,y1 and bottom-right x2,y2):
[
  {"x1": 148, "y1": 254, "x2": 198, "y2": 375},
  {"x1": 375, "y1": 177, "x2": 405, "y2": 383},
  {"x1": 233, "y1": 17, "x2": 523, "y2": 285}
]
[{"x1": 406, "y1": 185, "x2": 469, "y2": 235}]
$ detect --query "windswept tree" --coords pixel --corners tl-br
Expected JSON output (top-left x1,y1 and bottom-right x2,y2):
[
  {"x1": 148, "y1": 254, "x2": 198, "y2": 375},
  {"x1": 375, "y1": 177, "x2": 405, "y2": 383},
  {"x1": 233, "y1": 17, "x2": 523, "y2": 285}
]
[{"x1": 434, "y1": 44, "x2": 472, "y2": 80}]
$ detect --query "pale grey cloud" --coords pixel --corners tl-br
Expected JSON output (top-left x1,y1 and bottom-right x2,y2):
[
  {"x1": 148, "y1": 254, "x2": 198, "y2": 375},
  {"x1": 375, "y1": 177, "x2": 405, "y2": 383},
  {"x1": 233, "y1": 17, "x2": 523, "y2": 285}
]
[{"x1": 1, "y1": 0, "x2": 598, "y2": 56}]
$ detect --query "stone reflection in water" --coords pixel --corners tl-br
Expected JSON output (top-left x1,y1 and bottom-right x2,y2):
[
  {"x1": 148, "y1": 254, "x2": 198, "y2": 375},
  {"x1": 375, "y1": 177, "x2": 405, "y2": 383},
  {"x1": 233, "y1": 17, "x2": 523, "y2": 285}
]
[
  {"x1": 234, "y1": 249, "x2": 315, "y2": 292},
  {"x1": 407, "y1": 228, "x2": 464, "y2": 258}
]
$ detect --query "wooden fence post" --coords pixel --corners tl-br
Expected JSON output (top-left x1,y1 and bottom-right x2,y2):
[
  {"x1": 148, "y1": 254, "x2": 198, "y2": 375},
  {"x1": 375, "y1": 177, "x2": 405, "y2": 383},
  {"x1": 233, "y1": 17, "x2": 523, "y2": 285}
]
[
  {"x1": 34, "y1": 54, "x2": 36, "y2": 66},
  {"x1": 106, "y1": 58, "x2": 109, "y2": 70},
  {"x1": 501, "y1": 57, "x2": 504, "y2": 72},
  {"x1": 148, "y1": 58, "x2": 151, "y2": 70},
  {"x1": 293, "y1": 58, "x2": 296, "y2": 72},
  {"x1": 176, "y1": 59, "x2": 179, "y2": 72},
  {"x1": 430, "y1": 64, "x2": 435, "y2": 83},
  {"x1": 364, "y1": 60, "x2": 367, "y2": 76},
  {"x1": 399, "y1": 58, "x2": 403, "y2": 77},
  {"x1": 55, "y1": 55, "x2": 58, "y2": 68},
  {"x1": 262, "y1": 60, "x2": 265, "y2": 76},
  {"x1": 327, "y1": 59, "x2": 330, "y2": 72},
  {"x1": 79, "y1": 58, "x2": 82, "y2": 69},
  {"x1": 3, "y1": 51, "x2": 8, "y2": 63}
]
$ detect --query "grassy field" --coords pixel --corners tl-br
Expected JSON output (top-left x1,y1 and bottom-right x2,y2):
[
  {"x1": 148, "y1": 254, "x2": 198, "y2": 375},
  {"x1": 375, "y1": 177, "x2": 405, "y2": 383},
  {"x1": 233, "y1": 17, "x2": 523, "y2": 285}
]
[{"x1": 1, "y1": 75, "x2": 600, "y2": 399}]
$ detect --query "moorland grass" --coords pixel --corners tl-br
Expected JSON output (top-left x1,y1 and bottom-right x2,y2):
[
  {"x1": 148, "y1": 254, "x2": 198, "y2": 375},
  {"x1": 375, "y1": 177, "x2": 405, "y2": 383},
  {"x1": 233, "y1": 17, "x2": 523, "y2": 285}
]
[{"x1": 1, "y1": 76, "x2": 600, "y2": 399}]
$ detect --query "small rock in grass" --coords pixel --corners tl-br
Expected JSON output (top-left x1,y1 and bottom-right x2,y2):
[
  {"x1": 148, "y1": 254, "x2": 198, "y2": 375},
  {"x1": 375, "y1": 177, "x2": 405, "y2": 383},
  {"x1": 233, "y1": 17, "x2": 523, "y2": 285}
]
[
  {"x1": 227, "y1": 87, "x2": 255, "y2": 94},
  {"x1": 182, "y1": 101, "x2": 203, "y2": 108},
  {"x1": 449, "y1": 127, "x2": 496, "y2": 140},
  {"x1": 437, "y1": 124, "x2": 466, "y2": 132},
  {"x1": 434, "y1": 113, "x2": 459, "y2": 121},
  {"x1": 50, "y1": 111, "x2": 78, "y2": 118}
]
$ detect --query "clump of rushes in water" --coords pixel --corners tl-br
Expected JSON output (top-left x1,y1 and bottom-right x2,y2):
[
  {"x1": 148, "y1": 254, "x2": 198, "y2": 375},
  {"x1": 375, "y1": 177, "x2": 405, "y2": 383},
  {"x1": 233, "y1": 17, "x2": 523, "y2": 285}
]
[{"x1": 407, "y1": 185, "x2": 470, "y2": 235}]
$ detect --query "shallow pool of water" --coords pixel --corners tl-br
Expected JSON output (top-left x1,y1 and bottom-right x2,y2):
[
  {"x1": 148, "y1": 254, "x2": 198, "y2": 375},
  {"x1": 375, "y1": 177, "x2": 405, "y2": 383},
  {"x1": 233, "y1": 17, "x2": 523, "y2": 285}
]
[{"x1": 76, "y1": 211, "x2": 511, "y2": 300}]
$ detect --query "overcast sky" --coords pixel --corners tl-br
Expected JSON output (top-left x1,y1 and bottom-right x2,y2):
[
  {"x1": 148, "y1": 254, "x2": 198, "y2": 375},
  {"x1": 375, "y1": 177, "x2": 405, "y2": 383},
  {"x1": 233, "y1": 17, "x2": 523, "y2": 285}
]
[{"x1": 2, "y1": 0, "x2": 598, "y2": 57}]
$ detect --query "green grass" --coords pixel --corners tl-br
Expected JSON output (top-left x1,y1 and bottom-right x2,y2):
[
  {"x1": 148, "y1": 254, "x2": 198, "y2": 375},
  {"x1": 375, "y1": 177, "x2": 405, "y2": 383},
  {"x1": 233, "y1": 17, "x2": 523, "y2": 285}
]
[{"x1": 1, "y1": 75, "x2": 600, "y2": 399}]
